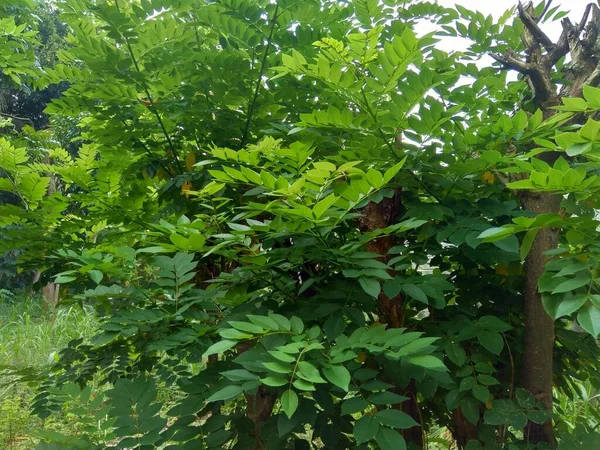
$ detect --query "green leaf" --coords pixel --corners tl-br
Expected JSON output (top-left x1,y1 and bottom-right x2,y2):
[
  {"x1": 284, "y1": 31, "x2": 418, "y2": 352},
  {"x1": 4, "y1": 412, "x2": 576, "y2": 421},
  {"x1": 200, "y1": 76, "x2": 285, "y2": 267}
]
[
  {"x1": 322, "y1": 365, "x2": 351, "y2": 391},
  {"x1": 203, "y1": 340, "x2": 237, "y2": 357},
  {"x1": 324, "y1": 314, "x2": 345, "y2": 341},
  {"x1": 88, "y1": 270, "x2": 103, "y2": 284},
  {"x1": 263, "y1": 362, "x2": 293, "y2": 374},
  {"x1": 477, "y1": 331, "x2": 503, "y2": 355},
  {"x1": 188, "y1": 233, "x2": 206, "y2": 250},
  {"x1": 297, "y1": 361, "x2": 326, "y2": 383},
  {"x1": 247, "y1": 315, "x2": 279, "y2": 331},
  {"x1": 55, "y1": 275, "x2": 77, "y2": 284},
  {"x1": 483, "y1": 399, "x2": 517, "y2": 426},
  {"x1": 405, "y1": 355, "x2": 447, "y2": 371},
  {"x1": 402, "y1": 284, "x2": 428, "y2": 304},
  {"x1": 261, "y1": 377, "x2": 288, "y2": 387},
  {"x1": 341, "y1": 397, "x2": 369, "y2": 415},
  {"x1": 459, "y1": 376, "x2": 476, "y2": 392},
  {"x1": 528, "y1": 409, "x2": 551, "y2": 424},
  {"x1": 313, "y1": 193, "x2": 338, "y2": 219},
  {"x1": 383, "y1": 157, "x2": 407, "y2": 184},
  {"x1": 292, "y1": 379, "x2": 315, "y2": 391},
  {"x1": 566, "y1": 142, "x2": 592, "y2": 156},
  {"x1": 472, "y1": 385, "x2": 490, "y2": 403},
  {"x1": 228, "y1": 321, "x2": 263, "y2": 334},
  {"x1": 543, "y1": 293, "x2": 587, "y2": 319},
  {"x1": 368, "y1": 391, "x2": 408, "y2": 405},
  {"x1": 207, "y1": 385, "x2": 243, "y2": 402},
  {"x1": 354, "y1": 415, "x2": 379, "y2": 444},
  {"x1": 268, "y1": 350, "x2": 297, "y2": 363},
  {"x1": 375, "y1": 427, "x2": 406, "y2": 450},
  {"x1": 359, "y1": 277, "x2": 381, "y2": 298},
  {"x1": 461, "y1": 398, "x2": 480, "y2": 425},
  {"x1": 376, "y1": 409, "x2": 419, "y2": 429},
  {"x1": 477, "y1": 227, "x2": 514, "y2": 241},
  {"x1": 446, "y1": 343, "x2": 467, "y2": 366},
  {"x1": 290, "y1": 316, "x2": 304, "y2": 334},
  {"x1": 221, "y1": 369, "x2": 259, "y2": 381},
  {"x1": 552, "y1": 273, "x2": 591, "y2": 294},
  {"x1": 281, "y1": 390, "x2": 298, "y2": 419},
  {"x1": 577, "y1": 304, "x2": 600, "y2": 337},
  {"x1": 515, "y1": 388, "x2": 535, "y2": 408},
  {"x1": 520, "y1": 229, "x2": 538, "y2": 260}
]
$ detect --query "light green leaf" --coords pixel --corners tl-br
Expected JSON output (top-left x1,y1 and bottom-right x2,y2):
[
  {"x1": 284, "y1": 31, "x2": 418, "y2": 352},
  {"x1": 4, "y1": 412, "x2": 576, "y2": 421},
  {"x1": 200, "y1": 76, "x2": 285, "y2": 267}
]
[
  {"x1": 297, "y1": 361, "x2": 326, "y2": 383},
  {"x1": 261, "y1": 377, "x2": 288, "y2": 387},
  {"x1": 577, "y1": 304, "x2": 600, "y2": 337},
  {"x1": 263, "y1": 362, "x2": 293, "y2": 374},
  {"x1": 405, "y1": 355, "x2": 447, "y2": 371},
  {"x1": 281, "y1": 390, "x2": 298, "y2": 419},
  {"x1": 206, "y1": 385, "x2": 243, "y2": 402},
  {"x1": 203, "y1": 340, "x2": 237, "y2": 358},
  {"x1": 552, "y1": 273, "x2": 591, "y2": 294},
  {"x1": 322, "y1": 365, "x2": 351, "y2": 391},
  {"x1": 313, "y1": 193, "x2": 338, "y2": 219},
  {"x1": 520, "y1": 229, "x2": 538, "y2": 261}
]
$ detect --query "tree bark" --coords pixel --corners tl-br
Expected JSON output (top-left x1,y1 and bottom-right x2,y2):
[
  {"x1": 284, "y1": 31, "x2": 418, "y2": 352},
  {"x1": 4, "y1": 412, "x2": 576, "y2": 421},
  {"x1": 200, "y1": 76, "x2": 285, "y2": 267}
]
[
  {"x1": 521, "y1": 193, "x2": 560, "y2": 447},
  {"x1": 358, "y1": 189, "x2": 423, "y2": 448},
  {"x1": 490, "y1": 4, "x2": 600, "y2": 446}
]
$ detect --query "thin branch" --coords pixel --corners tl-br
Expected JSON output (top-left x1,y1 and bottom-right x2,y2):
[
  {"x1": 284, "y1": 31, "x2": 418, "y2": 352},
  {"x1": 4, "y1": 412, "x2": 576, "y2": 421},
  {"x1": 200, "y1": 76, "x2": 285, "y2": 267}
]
[
  {"x1": 538, "y1": 0, "x2": 554, "y2": 23},
  {"x1": 578, "y1": 3, "x2": 593, "y2": 34},
  {"x1": 518, "y1": 2, "x2": 555, "y2": 51},
  {"x1": 0, "y1": 168, "x2": 29, "y2": 211},
  {"x1": 0, "y1": 112, "x2": 34, "y2": 126},
  {"x1": 240, "y1": 4, "x2": 279, "y2": 149},
  {"x1": 113, "y1": 0, "x2": 184, "y2": 174},
  {"x1": 490, "y1": 51, "x2": 533, "y2": 74}
]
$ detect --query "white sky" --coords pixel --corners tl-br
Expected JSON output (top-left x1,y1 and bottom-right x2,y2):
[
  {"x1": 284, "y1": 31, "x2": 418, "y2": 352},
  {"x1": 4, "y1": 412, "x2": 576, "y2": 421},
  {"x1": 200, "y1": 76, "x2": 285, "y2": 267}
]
[
  {"x1": 447, "y1": 0, "x2": 589, "y2": 36},
  {"x1": 414, "y1": 0, "x2": 591, "y2": 76}
]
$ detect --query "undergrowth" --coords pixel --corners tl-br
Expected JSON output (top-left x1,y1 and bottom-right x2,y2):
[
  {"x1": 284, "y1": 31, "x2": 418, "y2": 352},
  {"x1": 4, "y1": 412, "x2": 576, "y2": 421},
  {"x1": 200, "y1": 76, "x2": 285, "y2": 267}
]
[{"x1": 0, "y1": 293, "x2": 97, "y2": 449}]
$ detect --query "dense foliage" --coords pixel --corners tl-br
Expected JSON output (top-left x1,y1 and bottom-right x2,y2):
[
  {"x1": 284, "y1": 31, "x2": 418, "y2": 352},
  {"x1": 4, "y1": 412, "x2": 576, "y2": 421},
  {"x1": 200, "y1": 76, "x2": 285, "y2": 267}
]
[{"x1": 1, "y1": 0, "x2": 600, "y2": 449}]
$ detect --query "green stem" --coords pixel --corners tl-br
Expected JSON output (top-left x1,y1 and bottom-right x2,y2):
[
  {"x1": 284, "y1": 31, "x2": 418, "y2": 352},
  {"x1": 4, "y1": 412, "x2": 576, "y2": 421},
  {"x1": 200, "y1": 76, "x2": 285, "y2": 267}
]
[{"x1": 240, "y1": 4, "x2": 279, "y2": 149}]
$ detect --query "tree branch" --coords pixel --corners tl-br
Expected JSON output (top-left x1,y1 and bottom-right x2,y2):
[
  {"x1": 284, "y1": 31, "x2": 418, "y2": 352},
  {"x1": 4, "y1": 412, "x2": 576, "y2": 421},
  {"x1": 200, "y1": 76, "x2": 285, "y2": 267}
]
[
  {"x1": 240, "y1": 4, "x2": 279, "y2": 149},
  {"x1": 518, "y1": 2, "x2": 555, "y2": 51},
  {"x1": 490, "y1": 50, "x2": 533, "y2": 74}
]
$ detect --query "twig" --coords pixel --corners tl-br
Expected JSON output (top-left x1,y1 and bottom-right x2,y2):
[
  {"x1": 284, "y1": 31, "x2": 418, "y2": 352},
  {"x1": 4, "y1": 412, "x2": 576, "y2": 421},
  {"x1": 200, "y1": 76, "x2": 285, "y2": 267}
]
[
  {"x1": 113, "y1": 0, "x2": 184, "y2": 174},
  {"x1": 490, "y1": 50, "x2": 533, "y2": 74},
  {"x1": 240, "y1": 4, "x2": 279, "y2": 149}
]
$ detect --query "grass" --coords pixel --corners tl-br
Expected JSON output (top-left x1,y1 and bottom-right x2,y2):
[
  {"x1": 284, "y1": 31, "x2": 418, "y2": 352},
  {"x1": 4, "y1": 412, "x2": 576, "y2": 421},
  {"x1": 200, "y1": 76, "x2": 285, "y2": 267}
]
[{"x1": 0, "y1": 292, "x2": 97, "y2": 449}]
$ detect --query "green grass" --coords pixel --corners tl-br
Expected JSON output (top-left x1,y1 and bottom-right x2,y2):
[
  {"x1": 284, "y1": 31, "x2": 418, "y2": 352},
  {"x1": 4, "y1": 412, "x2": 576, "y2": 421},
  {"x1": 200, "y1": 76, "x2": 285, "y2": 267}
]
[{"x1": 0, "y1": 293, "x2": 97, "y2": 450}]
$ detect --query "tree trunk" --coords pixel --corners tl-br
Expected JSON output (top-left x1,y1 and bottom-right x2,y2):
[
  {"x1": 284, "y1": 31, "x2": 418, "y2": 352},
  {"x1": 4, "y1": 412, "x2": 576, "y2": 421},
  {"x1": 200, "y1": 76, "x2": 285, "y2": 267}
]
[
  {"x1": 521, "y1": 193, "x2": 560, "y2": 447},
  {"x1": 358, "y1": 189, "x2": 423, "y2": 448},
  {"x1": 490, "y1": 4, "x2": 600, "y2": 446}
]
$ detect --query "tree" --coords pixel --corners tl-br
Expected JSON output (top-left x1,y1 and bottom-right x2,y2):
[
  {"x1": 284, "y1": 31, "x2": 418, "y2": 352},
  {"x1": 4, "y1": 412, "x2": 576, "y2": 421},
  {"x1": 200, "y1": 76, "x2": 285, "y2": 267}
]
[{"x1": 1, "y1": 1, "x2": 600, "y2": 449}]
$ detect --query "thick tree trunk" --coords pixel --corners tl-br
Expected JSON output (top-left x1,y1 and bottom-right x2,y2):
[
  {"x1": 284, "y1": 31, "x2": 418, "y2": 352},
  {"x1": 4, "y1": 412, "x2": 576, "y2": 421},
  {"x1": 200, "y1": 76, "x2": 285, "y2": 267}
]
[
  {"x1": 521, "y1": 193, "x2": 560, "y2": 448},
  {"x1": 490, "y1": 4, "x2": 600, "y2": 446}
]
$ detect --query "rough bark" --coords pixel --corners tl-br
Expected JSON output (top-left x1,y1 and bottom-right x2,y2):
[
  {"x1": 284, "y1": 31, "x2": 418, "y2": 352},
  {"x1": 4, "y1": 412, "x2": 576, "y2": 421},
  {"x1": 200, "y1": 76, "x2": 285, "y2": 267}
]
[
  {"x1": 236, "y1": 341, "x2": 275, "y2": 449},
  {"x1": 358, "y1": 189, "x2": 423, "y2": 447},
  {"x1": 490, "y1": 3, "x2": 600, "y2": 447},
  {"x1": 522, "y1": 192, "x2": 560, "y2": 447},
  {"x1": 451, "y1": 408, "x2": 478, "y2": 450}
]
